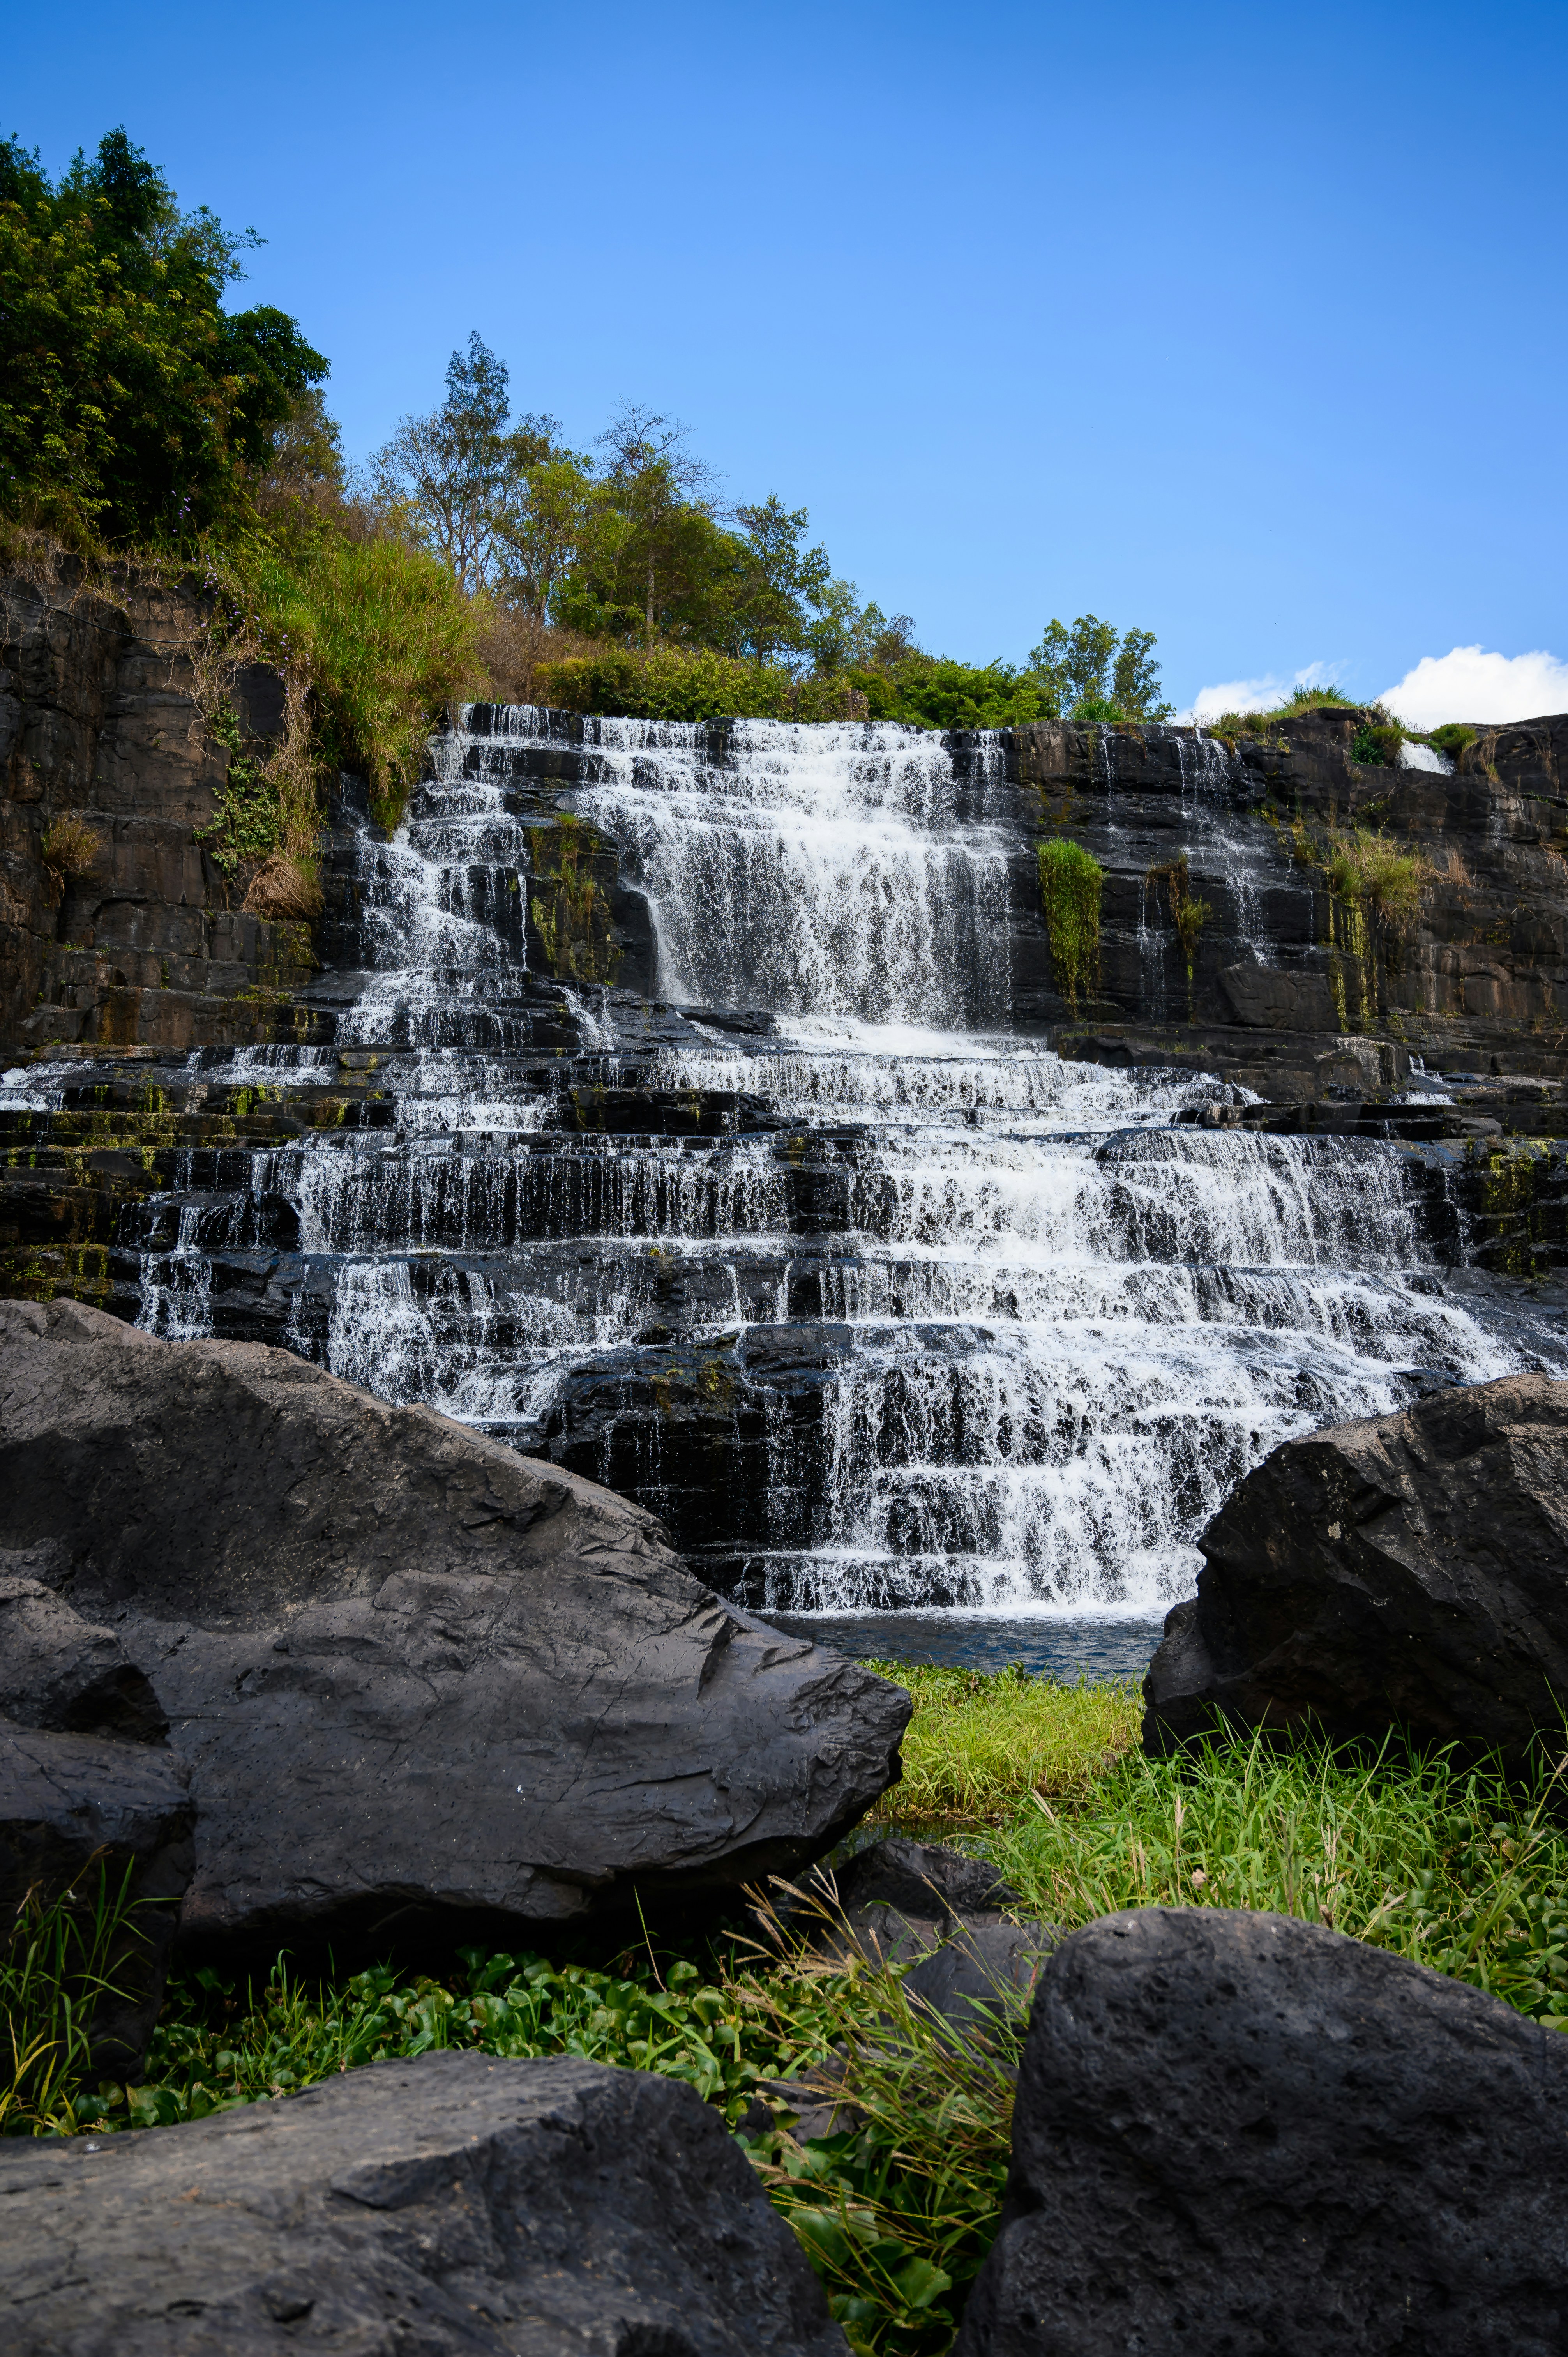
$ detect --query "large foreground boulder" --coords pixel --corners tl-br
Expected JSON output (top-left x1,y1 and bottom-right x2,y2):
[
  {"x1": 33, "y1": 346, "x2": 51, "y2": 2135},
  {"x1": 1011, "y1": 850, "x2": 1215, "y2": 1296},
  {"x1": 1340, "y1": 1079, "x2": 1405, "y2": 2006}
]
[
  {"x1": 0, "y1": 2050, "x2": 846, "y2": 2355},
  {"x1": 957, "y1": 1907, "x2": 1568, "y2": 2356},
  {"x1": 0, "y1": 1299, "x2": 909, "y2": 1945},
  {"x1": 1144, "y1": 1371, "x2": 1568, "y2": 1758}
]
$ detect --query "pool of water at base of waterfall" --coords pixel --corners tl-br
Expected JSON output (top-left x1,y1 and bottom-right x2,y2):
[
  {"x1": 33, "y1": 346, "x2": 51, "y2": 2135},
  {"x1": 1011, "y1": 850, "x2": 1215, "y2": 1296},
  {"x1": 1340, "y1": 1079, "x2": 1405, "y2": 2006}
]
[{"x1": 758, "y1": 1607, "x2": 1171, "y2": 1679}]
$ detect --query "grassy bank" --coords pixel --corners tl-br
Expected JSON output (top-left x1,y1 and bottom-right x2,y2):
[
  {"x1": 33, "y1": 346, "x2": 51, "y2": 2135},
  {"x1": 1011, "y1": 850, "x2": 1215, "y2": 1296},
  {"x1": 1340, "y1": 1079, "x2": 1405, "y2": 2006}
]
[{"x1": 7, "y1": 1666, "x2": 1568, "y2": 2354}]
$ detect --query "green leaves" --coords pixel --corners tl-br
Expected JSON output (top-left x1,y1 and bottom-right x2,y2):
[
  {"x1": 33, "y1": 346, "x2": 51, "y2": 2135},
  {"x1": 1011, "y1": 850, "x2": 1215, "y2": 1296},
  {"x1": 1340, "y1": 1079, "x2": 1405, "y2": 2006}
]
[{"x1": 0, "y1": 129, "x2": 325, "y2": 543}]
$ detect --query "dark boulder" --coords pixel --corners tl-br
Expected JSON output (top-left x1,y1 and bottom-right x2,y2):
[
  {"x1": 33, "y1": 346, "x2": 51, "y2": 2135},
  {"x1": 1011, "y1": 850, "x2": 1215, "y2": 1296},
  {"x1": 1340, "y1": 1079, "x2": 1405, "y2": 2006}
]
[
  {"x1": 1144, "y1": 1371, "x2": 1568, "y2": 1759},
  {"x1": 0, "y1": 2049, "x2": 846, "y2": 2355},
  {"x1": 0, "y1": 1298, "x2": 909, "y2": 1949},
  {"x1": 0, "y1": 1722, "x2": 194, "y2": 2075},
  {"x1": 957, "y1": 1906, "x2": 1568, "y2": 2357}
]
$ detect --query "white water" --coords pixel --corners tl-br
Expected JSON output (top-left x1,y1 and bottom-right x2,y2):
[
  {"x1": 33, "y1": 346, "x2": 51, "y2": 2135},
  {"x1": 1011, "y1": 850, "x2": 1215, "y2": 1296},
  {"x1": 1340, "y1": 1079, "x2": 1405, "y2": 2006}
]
[{"x1": 131, "y1": 707, "x2": 1545, "y2": 1618}]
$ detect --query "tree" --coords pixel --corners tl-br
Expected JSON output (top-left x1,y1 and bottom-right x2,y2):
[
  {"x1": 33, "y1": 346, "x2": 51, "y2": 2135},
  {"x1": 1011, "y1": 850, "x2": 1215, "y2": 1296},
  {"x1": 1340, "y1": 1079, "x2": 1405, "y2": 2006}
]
[
  {"x1": 729, "y1": 495, "x2": 831, "y2": 664},
  {"x1": 0, "y1": 128, "x2": 326, "y2": 541},
  {"x1": 369, "y1": 333, "x2": 542, "y2": 595},
  {"x1": 494, "y1": 450, "x2": 602, "y2": 623},
  {"x1": 1112, "y1": 627, "x2": 1172, "y2": 721},
  {"x1": 593, "y1": 402, "x2": 719, "y2": 645},
  {"x1": 1027, "y1": 615, "x2": 1169, "y2": 721},
  {"x1": 251, "y1": 387, "x2": 344, "y2": 520}
]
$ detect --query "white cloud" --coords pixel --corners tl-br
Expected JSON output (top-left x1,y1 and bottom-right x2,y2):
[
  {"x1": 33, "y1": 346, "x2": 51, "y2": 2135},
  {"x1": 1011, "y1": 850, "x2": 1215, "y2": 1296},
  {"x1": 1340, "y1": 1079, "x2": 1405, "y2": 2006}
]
[
  {"x1": 1174, "y1": 662, "x2": 1342, "y2": 726},
  {"x1": 1379, "y1": 646, "x2": 1568, "y2": 730}
]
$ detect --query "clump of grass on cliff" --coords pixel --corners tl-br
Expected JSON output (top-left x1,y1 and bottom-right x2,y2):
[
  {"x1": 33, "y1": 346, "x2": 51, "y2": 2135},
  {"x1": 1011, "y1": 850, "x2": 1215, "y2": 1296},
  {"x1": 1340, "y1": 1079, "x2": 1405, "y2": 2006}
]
[
  {"x1": 1035, "y1": 836, "x2": 1104, "y2": 1011},
  {"x1": 1322, "y1": 825, "x2": 1429, "y2": 923},
  {"x1": 215, "y1": 527, "x2": 480, "y2": 837}
]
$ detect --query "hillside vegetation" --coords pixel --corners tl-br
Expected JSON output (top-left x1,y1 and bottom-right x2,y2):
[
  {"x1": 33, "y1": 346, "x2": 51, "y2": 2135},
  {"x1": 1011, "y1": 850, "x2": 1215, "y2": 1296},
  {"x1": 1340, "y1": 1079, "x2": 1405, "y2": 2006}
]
[{"x1": 2, "y1": 125, "x2": 1174, "y2": 871}]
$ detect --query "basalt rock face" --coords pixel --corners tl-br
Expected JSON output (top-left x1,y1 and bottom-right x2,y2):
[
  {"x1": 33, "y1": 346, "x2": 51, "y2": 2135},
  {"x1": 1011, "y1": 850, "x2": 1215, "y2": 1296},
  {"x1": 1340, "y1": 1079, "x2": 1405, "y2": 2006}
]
[
  {"x1": 956, "y1": 1907, "x2": 1568, "y2": 2357},
  {"x1": 0, "y1": 566, "x2": 327, "y2": 1060},
  {"x1": 1143, "y1": 1370, "x2": 1568, "y2": 1760},
  {"x1": 999, "y1": 705, "x2": 1568, "y2": 1088},
  {"x1": 0, "y1": 1296, "x2": 910, "y2": 1950},
  {"x1": 0, "y1": 2050, "x2": 846, "y2": 2357}
]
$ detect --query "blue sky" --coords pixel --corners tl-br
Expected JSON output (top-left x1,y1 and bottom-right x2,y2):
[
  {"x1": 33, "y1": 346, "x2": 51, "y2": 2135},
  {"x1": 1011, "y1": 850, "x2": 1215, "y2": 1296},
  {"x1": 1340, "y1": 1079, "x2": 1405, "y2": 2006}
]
[{"x1": 8, "y1": 1, "x2": 1566, "y2": 719}]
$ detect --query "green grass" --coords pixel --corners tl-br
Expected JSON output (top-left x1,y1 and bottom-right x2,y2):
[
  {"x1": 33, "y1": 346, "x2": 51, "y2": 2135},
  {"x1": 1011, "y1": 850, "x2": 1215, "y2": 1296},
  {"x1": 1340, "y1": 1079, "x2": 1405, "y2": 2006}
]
[
  {"x1": 868, "y1": 1661, "x2": 1138, "y2": 1823},
  {"x1": 1035, "y1": 837, "x2": 1104, "y2": 1012},
  {"x1": 1323, "y1": 826, "x2": 1428, "y2": 922},
  {"x1": 2, "y1": 1855, "x2": 146, "y2": 2136},
  {"x1": 13, "y1": 1672, "x2": 1568, "y2": 2357},
  {"x1": 984, "y1": 1726, "x2": 1568, "y2": 2023}
]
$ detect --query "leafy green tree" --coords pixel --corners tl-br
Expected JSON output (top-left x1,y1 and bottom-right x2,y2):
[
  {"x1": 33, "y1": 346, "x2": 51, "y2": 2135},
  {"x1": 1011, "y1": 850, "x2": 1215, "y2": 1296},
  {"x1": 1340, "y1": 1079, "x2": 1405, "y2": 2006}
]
[
  {"x1": 591, "y1": 402, "x2": 719, "y2": 646},
  {"x1": 369, "y1": 333, "x2": 556, "y2": 595},
  {"x1": 1027, "y1": 614, "x2": 1169, "y2": 721},
  {"x1": 1111, "y1": 627, "x2": 1172, "y2": 721},
  {"x1": 728, "y1": 495, "x2": 831, "y2": 663},
  {"x1": 0, "y1": 128, "x2": 326, "y2": 542},
  {"x1": 494, "y1": 450, "x2": 603, "y2": 623}
]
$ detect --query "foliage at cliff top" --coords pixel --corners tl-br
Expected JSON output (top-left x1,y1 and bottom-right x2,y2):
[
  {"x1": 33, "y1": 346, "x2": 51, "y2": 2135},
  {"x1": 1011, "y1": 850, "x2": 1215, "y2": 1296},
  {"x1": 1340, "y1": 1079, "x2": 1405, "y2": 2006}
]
[
  {"x1": 0, "y1": 119, "x2": 1179, "y2": 853},
  {"x1": 0, "y1": 130, "x2": 325, "y2": 544}
]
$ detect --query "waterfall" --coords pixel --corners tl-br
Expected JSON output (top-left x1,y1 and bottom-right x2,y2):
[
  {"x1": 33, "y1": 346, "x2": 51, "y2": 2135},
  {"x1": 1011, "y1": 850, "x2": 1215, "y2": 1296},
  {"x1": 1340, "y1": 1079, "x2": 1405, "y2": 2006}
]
[{"x1": 121, "y1": 705, "x2": 1557, "y2": 1624}]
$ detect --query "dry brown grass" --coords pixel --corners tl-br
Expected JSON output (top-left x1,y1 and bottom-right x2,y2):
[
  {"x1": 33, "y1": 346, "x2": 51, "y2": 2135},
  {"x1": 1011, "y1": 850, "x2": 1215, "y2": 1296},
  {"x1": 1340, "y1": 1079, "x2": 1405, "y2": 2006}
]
[
  {"x1": 39, "y1": 813, "x2": 103, "y2": 883},
  {"x1": 1441, "y1": 845, "x2": 1474, "y2": 888},
  {"x1": 243, "y1": 854, "x2": 323, "y2": 920},
  {"x1": 473, "y1": 607, "x2": 609, "y2": 705}
]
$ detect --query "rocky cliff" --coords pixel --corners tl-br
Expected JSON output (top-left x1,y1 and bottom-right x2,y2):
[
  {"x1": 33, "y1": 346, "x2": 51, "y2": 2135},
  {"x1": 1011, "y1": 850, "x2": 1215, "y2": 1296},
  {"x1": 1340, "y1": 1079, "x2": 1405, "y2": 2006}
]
[
  {"x1": 1000, "y1": 705, "x2": 1568, "y2": 1090},
  {"x1": 0, "y1": 564, "x2": 323, "y2": 1057}
]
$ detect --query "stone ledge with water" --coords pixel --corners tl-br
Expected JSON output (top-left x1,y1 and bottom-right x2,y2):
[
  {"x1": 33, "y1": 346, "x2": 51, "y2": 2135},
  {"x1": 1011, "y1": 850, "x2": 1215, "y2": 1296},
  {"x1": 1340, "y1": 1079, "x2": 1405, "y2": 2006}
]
[{"x1": 7, "y1": 703, "x2": 1568, "y2": 1673}]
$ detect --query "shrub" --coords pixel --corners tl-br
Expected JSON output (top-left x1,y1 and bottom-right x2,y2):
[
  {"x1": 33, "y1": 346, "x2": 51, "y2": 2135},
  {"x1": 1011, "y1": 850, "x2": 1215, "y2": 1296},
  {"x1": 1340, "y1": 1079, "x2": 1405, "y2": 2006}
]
[
  {"x1": 535, "y1": 645, "x2": 796, "y2": 723},
  {"x1": 39, "y1": 812, "x2": 102, "y2": 883},
  {"x1": 1147, "y1": 851, "x2": 1211, "y2": 977},
  {"x1": 1036, "y1": 837, "x2": 1104, "y2": 1011},
  {"x1": 1429, "y1": 722, "x2": 1478, "y2": 763},
  {"x1": 217, "y1": 527, "x2": 480, "y2": 833},
  {"x1": 1323, "y1": 827, "x2": 1427, "y2": 924}
]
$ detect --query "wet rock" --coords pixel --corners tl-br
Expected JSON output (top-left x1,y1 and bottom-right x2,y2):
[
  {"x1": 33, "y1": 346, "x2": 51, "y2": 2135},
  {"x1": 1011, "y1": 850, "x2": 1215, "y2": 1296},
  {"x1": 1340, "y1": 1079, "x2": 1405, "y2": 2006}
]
[
  {"x1": 955, "y1": 1906, "x2": 1568, "y2": 2357},
  {"x1": 0, "y1": 1723, "x2": 194, "y2": 2075},
  {"x1": 0, "y1": 1297, "x2": 909, "y2": 1949},
  {"x1": 1144, "y1": 1370, "x2": 1568, "y2": 1760},
  {"x1": 0, "y1": 2049, "x2": 846, "y2": 2356}
]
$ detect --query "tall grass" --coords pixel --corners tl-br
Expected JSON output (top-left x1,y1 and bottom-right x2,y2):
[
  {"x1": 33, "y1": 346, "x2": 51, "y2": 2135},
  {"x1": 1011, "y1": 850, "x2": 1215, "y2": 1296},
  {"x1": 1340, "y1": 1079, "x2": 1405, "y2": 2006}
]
[
  {"x1": 869, "y1": 1663, "x2": 1137, "y2": 1823},
  {"x1": 2, "y1": 1856, "x2": 142, "y2": 2136},
  {"x1": 218, "y1": 528, "x2": 480, "y2": 834},
  {"x1": 985, "y1": 1728, "x2": 1568, "y2": 2023}
]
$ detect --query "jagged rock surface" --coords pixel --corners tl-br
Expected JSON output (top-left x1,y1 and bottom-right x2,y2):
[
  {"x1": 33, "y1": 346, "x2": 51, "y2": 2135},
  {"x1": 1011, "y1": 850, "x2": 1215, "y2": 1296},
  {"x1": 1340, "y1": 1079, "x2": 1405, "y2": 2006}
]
[
  {"x1": 0, "y1": 2049, "x2": 846, "y2": 2356},
  {"x1": 0, "y1": 1297, "x2": 909, "y2": 1948},
  {"x1": 956, "y1": 1907, "x2": 1568, "y2": 2357},
  {"x1": 1143, "y1": 1370, "x2": 1568, "y2": 1758}
]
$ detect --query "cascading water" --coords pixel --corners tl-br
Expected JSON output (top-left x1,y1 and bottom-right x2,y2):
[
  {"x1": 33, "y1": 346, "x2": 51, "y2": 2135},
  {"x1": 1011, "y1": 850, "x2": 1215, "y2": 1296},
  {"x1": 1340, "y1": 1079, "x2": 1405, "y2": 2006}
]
[{"x1": 122, "y1": 706, "x2": 1560, "y2": 1653}]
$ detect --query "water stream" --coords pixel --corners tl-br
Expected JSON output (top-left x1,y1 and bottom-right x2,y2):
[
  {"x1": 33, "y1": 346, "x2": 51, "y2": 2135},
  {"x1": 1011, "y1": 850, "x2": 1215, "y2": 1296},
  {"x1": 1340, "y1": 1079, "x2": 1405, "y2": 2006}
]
[{"x1": 118, "y1": 707, "x2": 1558, "y2": 1661}]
